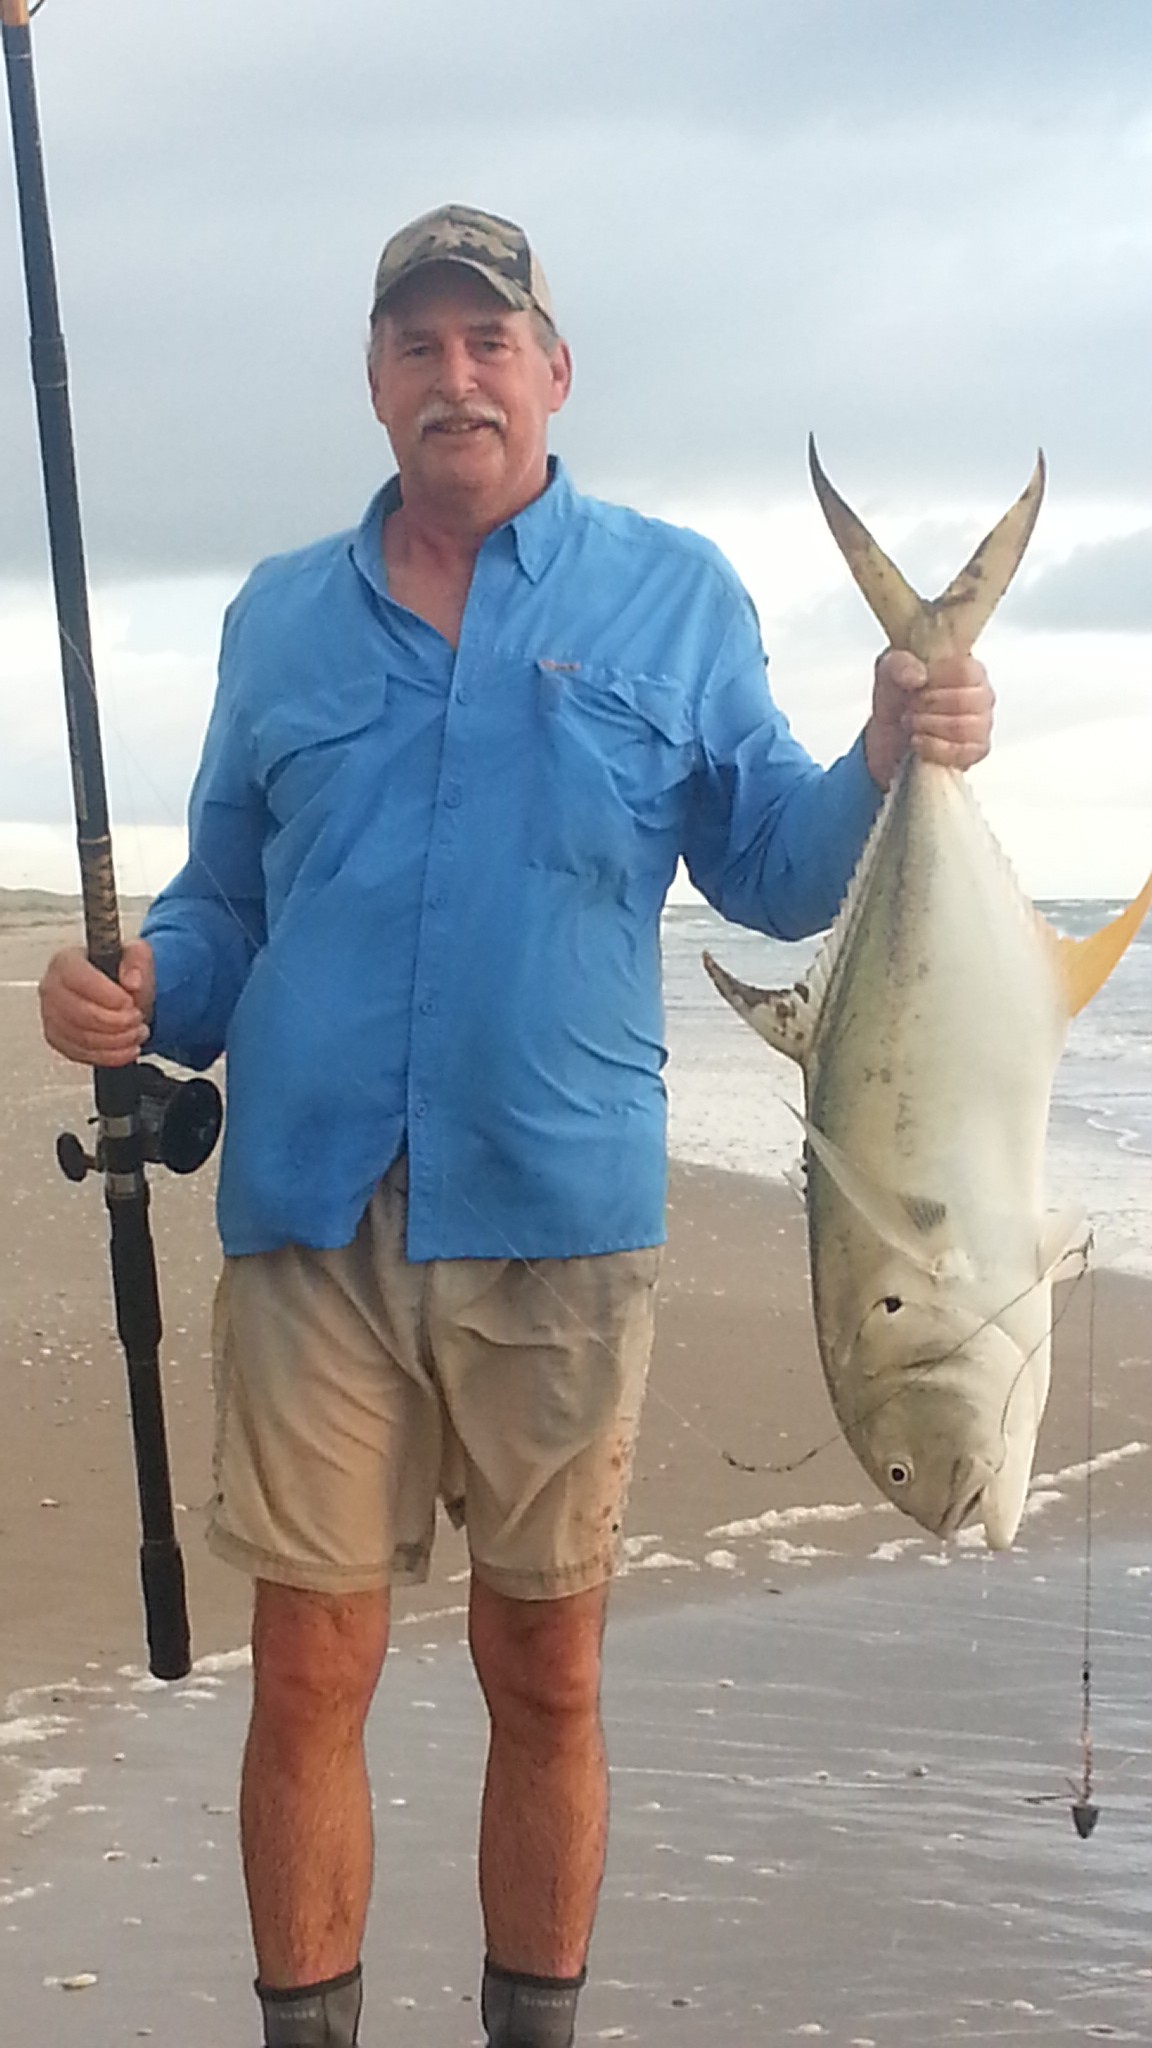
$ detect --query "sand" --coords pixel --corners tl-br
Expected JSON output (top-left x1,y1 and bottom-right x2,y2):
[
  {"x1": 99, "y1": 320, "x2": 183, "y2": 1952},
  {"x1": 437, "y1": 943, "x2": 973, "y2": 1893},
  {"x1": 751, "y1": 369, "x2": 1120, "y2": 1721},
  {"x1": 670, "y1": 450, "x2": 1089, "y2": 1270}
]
[{"x1": 3, "y1": 917, "x2": 1152, "y2": 2043}]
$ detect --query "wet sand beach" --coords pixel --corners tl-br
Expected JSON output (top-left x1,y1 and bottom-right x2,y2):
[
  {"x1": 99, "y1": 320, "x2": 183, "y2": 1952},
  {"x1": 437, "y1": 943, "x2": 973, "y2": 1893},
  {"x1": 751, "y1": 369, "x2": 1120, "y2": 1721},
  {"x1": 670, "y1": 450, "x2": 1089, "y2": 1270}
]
[
  {"x1": 3, "y1": 913, "x2": 1152, "y2": 2042},
  {"x1": 5, "y1": 1554, "x2": 1152, "y2": 2045}
]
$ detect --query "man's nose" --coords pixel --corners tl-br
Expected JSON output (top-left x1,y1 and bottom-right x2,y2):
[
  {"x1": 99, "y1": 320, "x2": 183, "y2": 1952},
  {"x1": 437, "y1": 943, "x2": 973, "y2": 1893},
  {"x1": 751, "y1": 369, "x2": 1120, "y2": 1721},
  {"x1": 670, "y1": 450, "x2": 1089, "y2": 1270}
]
[{"x1": 435, "y1": 339, "x2": 479, "y2": 400}]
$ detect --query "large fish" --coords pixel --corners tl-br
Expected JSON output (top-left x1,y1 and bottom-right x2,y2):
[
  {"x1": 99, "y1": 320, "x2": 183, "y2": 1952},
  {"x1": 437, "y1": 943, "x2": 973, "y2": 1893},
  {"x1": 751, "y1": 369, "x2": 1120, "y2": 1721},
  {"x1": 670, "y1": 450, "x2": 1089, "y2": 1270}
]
[{"x1": 705, "y1": 444, "x2": 1152, "y2": 1549}]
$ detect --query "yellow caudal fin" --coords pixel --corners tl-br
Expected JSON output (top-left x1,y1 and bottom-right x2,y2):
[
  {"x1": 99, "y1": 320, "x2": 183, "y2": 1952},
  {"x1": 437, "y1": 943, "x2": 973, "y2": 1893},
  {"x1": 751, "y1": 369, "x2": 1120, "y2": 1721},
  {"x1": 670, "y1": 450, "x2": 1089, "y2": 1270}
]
[
  {"x1": 1054, "y1": 873, "x2": 1152, "y2": 1017},
  {"x1": 807, "y1": 437, "x2": 1046, "y2": 662}
]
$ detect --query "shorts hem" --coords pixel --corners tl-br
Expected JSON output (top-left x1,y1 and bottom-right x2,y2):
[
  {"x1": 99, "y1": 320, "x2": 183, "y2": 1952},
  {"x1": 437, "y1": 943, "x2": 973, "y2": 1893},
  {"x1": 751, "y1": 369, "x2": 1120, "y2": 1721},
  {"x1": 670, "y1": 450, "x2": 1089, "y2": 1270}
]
[
  {"x1": 471, "y1": 1548, "x2": 620, "y2": 1602},
  {"x1": 206, "y1": 1519, "x2": 429, "y2": 1595}
]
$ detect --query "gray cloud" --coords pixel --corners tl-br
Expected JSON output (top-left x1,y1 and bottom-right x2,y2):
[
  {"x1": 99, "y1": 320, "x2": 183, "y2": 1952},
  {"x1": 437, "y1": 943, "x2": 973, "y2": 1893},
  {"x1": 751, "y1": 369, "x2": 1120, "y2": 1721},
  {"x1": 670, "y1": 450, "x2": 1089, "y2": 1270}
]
[
  {"x1": 1013, "y1": 528, "x2": 1152, "y2": 632},
  {"x1": 2, "y1": 1, "x2": 1152, "y2": 584},
  {"x1": 0, "y1": 574, "x2": 225, "y2": 826}
]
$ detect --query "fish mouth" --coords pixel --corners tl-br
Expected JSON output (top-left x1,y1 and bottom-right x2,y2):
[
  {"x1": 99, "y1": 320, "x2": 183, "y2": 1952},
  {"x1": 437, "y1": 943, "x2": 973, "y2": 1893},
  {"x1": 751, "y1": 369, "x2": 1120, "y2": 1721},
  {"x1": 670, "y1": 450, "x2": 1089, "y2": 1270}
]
[{"x1": 935, "y1": 1482, "x2": 987, "y2": 1541}]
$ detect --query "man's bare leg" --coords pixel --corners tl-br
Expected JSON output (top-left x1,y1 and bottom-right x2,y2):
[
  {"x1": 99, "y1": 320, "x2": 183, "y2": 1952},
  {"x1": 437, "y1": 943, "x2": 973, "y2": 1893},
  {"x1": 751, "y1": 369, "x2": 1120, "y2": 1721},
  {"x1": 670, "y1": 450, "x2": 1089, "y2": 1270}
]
[
  {"x1": 469, "y1": 1576, "x2": 610, "y2": 2037},
  {"x1": 241, "y1": 1582, "x2": 390, "y2": 1992}
]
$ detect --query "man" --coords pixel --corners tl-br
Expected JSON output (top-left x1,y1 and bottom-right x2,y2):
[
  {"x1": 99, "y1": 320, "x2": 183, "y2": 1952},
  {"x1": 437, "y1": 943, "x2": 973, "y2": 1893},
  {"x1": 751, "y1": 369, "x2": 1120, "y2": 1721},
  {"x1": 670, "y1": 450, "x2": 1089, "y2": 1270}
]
[{"x1": 39, "y1": 204, "x2": 993, "y2": 2048}]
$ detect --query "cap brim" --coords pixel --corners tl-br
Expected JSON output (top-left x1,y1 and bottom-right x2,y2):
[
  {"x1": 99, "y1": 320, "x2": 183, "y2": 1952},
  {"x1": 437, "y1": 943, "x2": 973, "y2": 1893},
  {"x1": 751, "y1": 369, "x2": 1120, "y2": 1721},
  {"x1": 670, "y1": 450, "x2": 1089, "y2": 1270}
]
[{"x1": 372, "y1": 255, "x2": 532, "y2": 321}]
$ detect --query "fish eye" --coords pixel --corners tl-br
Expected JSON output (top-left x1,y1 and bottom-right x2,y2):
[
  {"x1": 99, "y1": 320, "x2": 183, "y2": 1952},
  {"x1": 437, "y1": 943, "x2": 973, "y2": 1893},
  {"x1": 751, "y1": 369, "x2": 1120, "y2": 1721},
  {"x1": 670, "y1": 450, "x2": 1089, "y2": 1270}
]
[
  {"x1": 883, "y1": 1296, "x2": 902, "y2": 1314},
  {"x1": 887, "y1": 1460, "x2": 913, "y2": 1487}
]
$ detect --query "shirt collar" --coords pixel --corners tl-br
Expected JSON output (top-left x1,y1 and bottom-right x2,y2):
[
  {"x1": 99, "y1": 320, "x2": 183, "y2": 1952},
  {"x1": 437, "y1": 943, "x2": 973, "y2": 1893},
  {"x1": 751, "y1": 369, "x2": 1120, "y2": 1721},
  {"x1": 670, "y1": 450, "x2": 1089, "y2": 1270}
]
[
  {"x1": 506, "y1": 456, "x2": 574, "y2": 583},
  {"x1": 350, "y1": 456, "x2": 574, "y2": 598}
]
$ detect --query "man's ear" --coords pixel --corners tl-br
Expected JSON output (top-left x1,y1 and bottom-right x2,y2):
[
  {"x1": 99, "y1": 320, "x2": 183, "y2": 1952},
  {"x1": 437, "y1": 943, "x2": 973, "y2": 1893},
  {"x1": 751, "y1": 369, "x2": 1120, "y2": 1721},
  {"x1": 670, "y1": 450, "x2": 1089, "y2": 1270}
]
[
  {"x1": 366, "y1": 350, "x2": 387, "y2": 427},
  {"x1": 548, "y1": 338, "x2": 574, "y2": 415}
]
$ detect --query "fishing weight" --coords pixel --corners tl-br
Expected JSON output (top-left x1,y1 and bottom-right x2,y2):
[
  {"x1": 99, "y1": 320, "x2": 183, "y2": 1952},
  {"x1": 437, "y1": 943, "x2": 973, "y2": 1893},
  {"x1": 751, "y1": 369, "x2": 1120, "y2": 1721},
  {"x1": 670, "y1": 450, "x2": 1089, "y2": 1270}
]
[
  {"x1": 56, "y1": 1063, "x2": 223, "y2": 1182},
  {"x1": 1071, "y1": 1799, "x2": 1100, "y2": 1840}
]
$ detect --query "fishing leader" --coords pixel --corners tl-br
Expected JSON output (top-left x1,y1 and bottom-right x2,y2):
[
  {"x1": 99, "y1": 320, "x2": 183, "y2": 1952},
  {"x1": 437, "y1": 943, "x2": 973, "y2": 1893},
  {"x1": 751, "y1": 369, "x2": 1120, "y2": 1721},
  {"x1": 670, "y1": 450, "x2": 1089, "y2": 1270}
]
[{"x1": 38, "y1": 204, "x2": 994, "y2": 2048}]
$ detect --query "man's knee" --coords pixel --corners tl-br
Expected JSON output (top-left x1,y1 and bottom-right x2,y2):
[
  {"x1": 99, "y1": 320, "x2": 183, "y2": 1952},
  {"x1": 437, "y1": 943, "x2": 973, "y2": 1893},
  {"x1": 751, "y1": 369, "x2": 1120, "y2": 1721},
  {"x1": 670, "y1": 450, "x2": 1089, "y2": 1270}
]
[
  {"x1": 250, "y1": 1581, "x2": 390, "y2": 1740},
  {"x1": 469, "y1": 1580, "x2": 608, "y2": 1735}
]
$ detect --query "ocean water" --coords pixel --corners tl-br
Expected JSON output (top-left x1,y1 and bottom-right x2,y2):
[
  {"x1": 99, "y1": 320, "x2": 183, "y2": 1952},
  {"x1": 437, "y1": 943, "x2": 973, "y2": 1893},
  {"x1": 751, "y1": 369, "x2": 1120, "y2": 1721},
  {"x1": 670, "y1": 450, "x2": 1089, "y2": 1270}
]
[{"x1": 662, "y1": 898, "x2": 1152, "y2": 1278}]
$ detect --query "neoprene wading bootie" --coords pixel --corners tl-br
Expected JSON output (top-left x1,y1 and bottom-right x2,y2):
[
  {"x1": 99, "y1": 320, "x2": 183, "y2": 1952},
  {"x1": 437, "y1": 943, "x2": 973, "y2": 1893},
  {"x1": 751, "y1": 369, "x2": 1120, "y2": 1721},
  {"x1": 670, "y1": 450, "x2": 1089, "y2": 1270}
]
[
  {"x1": 481, "y1": 1957, "x2": 585, "y2": 2047},
  {"x1": 257, "y1": 1963, "x2": 363, "y2": 2047}
]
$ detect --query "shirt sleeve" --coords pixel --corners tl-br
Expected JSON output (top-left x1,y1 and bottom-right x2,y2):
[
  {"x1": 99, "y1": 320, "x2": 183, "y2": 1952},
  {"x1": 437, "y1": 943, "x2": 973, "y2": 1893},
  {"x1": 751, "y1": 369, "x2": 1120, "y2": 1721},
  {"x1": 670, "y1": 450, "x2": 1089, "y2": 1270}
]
[
  {"x1": 141, "y1": 602, "x2": 268, "y2": 1068},
  {"x1": 683, "y1": 587, "x2": 883, "y2": 940}
]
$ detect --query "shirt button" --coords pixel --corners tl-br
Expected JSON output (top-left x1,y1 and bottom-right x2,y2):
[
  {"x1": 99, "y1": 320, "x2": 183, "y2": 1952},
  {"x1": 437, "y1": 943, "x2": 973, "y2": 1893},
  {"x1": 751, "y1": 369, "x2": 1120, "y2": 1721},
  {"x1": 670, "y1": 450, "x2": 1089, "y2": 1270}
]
[
  {"x1": 427, "y1": 889, "x2": 445, "y2": 910},
  {"x1": 444, "y1": 783, "x2": 462, "y2": 809},
  {"x1": 455, "y1": 686, "x2": 470, "y2": 705},
  {"x1": 413, "y1": 1099, "x2": 428, "y2": 1118},
  {"x1": 419, "y1": 996, "x2": 435, "y2": 1015}
]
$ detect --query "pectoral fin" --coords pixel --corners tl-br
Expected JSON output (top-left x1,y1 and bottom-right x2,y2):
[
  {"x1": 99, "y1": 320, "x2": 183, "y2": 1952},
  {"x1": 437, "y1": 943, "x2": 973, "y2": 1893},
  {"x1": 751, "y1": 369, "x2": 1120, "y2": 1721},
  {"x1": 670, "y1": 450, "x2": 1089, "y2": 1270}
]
[
  {"x1": 702, "y1": 951, "x2": 817, "y2": 1065},
  {"x1": 808, "y1": 438, "x2": 1046, "y2": 660},
  {"x1": 1052, "y1": 874, "x2": 1152, "y2": 1017},
  {"x1": 791, "y1": 1108, "x2": 945, "y2": 1272}
]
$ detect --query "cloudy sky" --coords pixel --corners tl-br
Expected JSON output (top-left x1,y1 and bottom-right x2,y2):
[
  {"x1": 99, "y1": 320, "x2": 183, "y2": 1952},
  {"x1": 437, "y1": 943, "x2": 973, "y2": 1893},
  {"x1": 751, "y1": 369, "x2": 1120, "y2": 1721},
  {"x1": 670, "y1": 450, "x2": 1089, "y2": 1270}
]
[{"x1": 2, "y1": 0, "x2": 1151, "y2": 898}]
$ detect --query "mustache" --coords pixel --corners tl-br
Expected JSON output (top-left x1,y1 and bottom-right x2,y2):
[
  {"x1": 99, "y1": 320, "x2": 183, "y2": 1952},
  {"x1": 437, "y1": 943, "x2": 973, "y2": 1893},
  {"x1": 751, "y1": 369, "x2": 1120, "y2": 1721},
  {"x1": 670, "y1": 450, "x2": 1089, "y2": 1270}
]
[{"x1": 416, "y1": 400, "x2": 506, "y2": 435}]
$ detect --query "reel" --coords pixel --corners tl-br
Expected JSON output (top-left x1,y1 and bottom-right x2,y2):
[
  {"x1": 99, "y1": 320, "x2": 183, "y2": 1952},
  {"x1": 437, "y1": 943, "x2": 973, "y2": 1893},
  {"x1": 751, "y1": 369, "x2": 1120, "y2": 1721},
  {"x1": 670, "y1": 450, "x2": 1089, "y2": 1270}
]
[{"x1": 56, "y1": 1062, "x2": 223, "y2": 1182}]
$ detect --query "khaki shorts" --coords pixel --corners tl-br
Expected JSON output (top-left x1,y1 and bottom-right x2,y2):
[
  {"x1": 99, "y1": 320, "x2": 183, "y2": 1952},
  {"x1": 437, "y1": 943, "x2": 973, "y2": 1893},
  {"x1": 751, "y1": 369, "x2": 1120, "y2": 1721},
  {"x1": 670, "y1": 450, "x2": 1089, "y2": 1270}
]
[{"x1": 207, "y1": 1160, "x2": 660, "y2": 1600}]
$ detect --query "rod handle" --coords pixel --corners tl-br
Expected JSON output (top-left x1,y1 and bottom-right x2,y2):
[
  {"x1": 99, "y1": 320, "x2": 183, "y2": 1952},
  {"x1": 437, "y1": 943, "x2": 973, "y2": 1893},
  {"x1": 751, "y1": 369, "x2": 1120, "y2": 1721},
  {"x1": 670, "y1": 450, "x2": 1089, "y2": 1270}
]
[{"x1": 140, "y1": 1537, "x2": 192, "y2": 1681}]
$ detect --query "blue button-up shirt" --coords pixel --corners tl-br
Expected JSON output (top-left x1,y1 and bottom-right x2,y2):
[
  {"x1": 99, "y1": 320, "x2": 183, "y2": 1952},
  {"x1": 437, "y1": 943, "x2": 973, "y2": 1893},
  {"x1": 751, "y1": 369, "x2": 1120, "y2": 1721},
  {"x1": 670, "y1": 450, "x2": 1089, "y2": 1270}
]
[{"x1": 143, "y1": 460, "x2": 880, "y2": 1259}]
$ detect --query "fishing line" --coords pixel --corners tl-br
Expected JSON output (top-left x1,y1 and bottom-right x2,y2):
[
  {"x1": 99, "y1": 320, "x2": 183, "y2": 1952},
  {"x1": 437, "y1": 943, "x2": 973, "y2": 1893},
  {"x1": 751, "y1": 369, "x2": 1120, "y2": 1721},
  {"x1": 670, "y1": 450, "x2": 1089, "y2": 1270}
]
[
  {"x1": 42, "y1": 687, "x2": 759, "y2": 1472},
  {"x1": 46, "y1": 614, "x2": 1144, "y2": 1848},
  {"x1": 46, "y1": 678, "x2": 1119, "y2": 1528},
  {"x1": 50, "y1": 698, "x2": 1110, "y2": 1499},
  {"x1": 720, "y1": 1240, "x2": 1093, "y2": 1481},
  {"x1": 1071, "y1": 1257, "x2": 1101, "y2": 1837},
  {"x1": 40, "y1": 619, "x2": 825, "y2": 1475},
  {"x1": 34, "y1": 427, "x2": 1116, "y2": 1522}
]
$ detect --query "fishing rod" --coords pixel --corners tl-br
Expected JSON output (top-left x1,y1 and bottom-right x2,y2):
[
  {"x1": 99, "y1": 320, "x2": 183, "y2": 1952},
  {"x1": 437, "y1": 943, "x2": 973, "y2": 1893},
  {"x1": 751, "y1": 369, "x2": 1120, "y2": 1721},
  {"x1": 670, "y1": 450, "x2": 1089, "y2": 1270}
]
[{"x1": 2, "y1": 0, "x2": 221, "y2": 1679}]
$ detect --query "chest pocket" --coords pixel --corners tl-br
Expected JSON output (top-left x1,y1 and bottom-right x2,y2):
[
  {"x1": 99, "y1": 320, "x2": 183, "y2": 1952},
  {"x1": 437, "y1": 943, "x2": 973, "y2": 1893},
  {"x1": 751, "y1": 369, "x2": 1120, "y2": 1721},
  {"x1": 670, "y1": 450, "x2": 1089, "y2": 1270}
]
[
  {"x1": 252, "y1": 682, "x2": 388, "y2": 830},
  {"x1": 244, "y1": 677, "x2": 396, "y2": 915},
  {"x1": 530, "y1": 660, "x2": 697, "y2": 883}
]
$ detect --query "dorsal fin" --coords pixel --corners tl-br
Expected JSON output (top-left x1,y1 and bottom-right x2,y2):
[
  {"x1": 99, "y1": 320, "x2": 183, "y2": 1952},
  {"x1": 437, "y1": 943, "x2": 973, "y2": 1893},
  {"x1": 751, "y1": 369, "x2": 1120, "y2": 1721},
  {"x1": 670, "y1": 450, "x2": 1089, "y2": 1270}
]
[
  {"x1": 1049, "y1": 874, "x2": 1152, "y2": 1017},
  {"x1": 808, "y1": 438, "x2": 1046, "y2": 660}
]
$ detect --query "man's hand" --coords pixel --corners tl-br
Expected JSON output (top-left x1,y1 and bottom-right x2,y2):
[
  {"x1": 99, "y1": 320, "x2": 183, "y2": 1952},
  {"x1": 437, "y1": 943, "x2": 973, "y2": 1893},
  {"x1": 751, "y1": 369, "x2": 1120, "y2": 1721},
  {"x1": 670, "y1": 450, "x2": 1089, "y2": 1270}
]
[
  {"x1": 864, "y1": 648, "x2": 995, "y2": 791},
  {"x1": 39, "y1": 938, "x2": 157, "y2": 1067}
]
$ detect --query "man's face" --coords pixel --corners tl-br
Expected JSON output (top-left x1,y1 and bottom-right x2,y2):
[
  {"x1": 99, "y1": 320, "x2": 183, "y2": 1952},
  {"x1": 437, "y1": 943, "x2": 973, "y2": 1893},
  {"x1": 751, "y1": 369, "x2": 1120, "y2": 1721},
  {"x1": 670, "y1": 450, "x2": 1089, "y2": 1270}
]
[{"x1": 367, "y1": 265, "x2": 572, "y2": 513}]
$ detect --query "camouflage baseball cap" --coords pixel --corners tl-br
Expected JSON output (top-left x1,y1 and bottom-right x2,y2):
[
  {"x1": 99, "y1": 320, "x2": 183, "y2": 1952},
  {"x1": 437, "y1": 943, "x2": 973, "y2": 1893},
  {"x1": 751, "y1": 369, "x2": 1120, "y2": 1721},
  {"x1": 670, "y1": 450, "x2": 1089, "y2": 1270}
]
[{"x1": 370, "y1": 203, "x2": 555, "y2": 325}]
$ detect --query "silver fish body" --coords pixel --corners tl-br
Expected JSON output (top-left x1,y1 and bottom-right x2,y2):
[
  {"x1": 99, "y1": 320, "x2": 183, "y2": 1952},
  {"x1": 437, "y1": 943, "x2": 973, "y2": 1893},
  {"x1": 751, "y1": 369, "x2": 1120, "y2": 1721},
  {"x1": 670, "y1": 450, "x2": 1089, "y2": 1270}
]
[
  {"x1": 706, "y1": 451, "x2": 1151, "y2": 1548},
  {"x1": 782, "y1": 757, "x2": 1072, "y2": 1547}
]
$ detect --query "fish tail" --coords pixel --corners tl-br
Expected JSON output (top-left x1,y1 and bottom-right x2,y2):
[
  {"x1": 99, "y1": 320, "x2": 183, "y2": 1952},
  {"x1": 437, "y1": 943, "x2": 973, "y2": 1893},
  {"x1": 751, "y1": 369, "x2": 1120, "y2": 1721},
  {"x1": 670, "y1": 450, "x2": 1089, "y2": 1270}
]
[{"x1": 807, "y1": 436, "x2": 1045, "y2": 661}]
